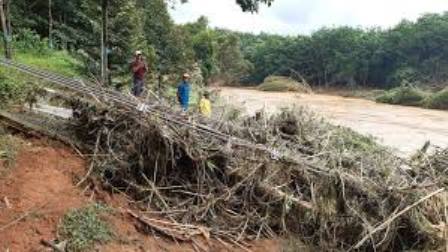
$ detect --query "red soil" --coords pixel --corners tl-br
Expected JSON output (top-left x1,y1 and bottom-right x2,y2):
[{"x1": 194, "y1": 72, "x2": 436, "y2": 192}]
[{"x1": 0, "y1": 138, "x2": 87, "y2": 251}]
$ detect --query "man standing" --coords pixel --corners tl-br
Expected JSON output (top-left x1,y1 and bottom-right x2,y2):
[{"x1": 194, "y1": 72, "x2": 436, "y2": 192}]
[
  {"x1": 130, "y1": 50, "x2": 147, "y2": 97},
  {"x1": 177, "y1": 73, "x2": 191, "y2": 111}
]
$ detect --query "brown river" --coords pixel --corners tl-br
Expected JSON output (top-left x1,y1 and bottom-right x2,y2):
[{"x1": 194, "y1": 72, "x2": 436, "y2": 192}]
[{"x1": 219, "y1": 87, "x2": 448, "y2": 156}]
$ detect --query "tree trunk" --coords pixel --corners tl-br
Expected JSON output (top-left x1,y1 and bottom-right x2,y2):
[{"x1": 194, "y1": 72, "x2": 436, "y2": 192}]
[
  {"x1": 0, "y1": 0, "x2": 11, "y2": 59},
  {"x1": 48, "y1": 0, "x2": 53, "y2": 48},
  {"x1": 6, "y1": 0, "x2": 10, "y2": 38},
  {"x1": 101, "y1": 0, "x2": 109, "y2": 86}
]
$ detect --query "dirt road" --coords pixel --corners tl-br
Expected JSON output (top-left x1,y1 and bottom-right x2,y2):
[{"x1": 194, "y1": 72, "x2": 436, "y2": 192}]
[{"x1": 219, "y1": 87, "x2": 448, "y2": 155}]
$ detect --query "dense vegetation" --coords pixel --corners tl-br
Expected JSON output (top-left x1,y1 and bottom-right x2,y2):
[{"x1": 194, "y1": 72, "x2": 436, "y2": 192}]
[
  {"x1": 3, "y1": 0, "x2": 257, "y2": 87},
  {"x1": 238, "y1": 13, "x2": 448, "y2": 90},
  {"x1": 2, "y1": 1, "x2": 448, "y2": 103}
]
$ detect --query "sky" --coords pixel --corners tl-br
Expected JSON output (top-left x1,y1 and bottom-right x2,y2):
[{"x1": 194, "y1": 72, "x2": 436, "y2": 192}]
[{"x1": 169, "y1": 0, "x2": 448, "y2": 35}]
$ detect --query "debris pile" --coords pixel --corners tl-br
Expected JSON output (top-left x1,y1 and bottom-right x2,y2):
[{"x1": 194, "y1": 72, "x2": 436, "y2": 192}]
[{"x1": 71, "y1": 101, "x2": 447, "y2": 251}]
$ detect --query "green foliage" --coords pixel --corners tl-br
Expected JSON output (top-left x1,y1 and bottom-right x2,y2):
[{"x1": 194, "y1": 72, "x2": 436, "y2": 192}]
[
  {"x1": 7, "y1": 0, "x2": 448, "y2": 92},
  {"x1": 335, "y1": 127, "x2": 379, "y2": 153},
  {"x1": 236, "y1": 0, "x2": 274, "y2": 12},
  {"x1": 0, "y1": 48, "x2": 83, "y2": 107},
  {"x1": 390, "y1": 67, "x2": 419, "y2": 86},
  {"x1": 258, "y1": 76, "x2": 311, "y2": 92},
  {"x1": 0, "y1": 69, "x2": 24, "y2": 106},
  {"x1": 13, "y1": 29, "x2": 50, "y2": 54},
  {"x1": 6, "y1": 0, "x2": 270, "y2": 86},
  {"x1": 143, "y1": 0, "x2": 192, "y2": 74},
  {"x1": 425, "y1": 88, "x2": 448, "y2": 109},
  {"x1": 376, "y1": 86, "x2": 427, "y2": 106},
  {"x1": 238, "y1": 13, "x2": 448, "y2": 89},
  {"x1": 16, "y1": 50, "x2": 83, "y2": 77},
  {"x1": 215, "y1": 32, "x2": 252, "y2": 83},
  {"x1": 0, "y1": 132, "x2": 21, "y2": 170},
  {"x1": 191, "y1": 30, "x2": 218, "y2": 81},
  {"x1": 59, "y1": 204, "x2": 112, "y2": 252}
]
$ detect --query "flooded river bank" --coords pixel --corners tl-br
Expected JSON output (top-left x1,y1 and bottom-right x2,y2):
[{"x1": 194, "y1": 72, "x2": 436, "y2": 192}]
[{"x1": 220, "y1": 88, "x2": 448, "y2": 156}]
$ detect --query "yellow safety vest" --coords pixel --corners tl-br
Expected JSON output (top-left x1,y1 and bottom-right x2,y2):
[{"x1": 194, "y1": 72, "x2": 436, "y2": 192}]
[{"x1": 199, "y1": 98, "x2": 212, "y2": 117}]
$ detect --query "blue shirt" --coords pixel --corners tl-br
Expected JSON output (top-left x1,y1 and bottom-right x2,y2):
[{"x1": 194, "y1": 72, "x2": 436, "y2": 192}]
[{"x1": 177, "y1": 81, "x2": 191, "y2": 106}]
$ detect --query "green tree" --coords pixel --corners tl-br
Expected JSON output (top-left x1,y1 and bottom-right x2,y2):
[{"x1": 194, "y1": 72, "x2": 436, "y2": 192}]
[
  {"x1": 142, "y1": 0, "x2": 191, "y2": 74},
  {"x1": 215, "y1": 33, "x2": 251, "y2": 83}
]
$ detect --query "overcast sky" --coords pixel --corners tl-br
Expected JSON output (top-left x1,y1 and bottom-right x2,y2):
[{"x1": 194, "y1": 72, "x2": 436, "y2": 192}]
[{"x1": 169, "y1": 0, "x2": 448, "y2": 35}]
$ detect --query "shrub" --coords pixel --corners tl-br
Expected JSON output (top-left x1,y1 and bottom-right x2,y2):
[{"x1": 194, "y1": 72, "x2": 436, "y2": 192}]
[
  {"x1": 258, "y1": 76, "x2": 312, "y2": 93},
  {"x1": 0, "y1": 68, "x2": 26, "y2": 107},
  {"x1": 425, "y1": 88, "x2": 448, "y2": 109},
  {"x1": 0, "y1": 131, "x2": 22, "y2": 171},
  {"x1": 59, "y1": 204, "x2": 112, "y2": 252},
  {"x1": 376, "y1": 86, "x2": 427, "y2": 106},
  {"x1": 14, "y1": 28, "x2": 50, "y2": 54}
]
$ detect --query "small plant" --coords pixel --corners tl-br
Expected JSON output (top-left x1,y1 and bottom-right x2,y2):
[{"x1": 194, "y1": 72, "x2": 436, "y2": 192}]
[
  {"x1": 0, "y1": 132, "x2": 21, "y2": 170},
  {"x1": 376, "y1": 85, "x2": 427, "y2": 106},
  {"x1": 58, "y1": 204, "x2": 113, "y2": 252},
  {"x1": 258, "y1": 76, "x2": 312, "y2": 93},
  {"x1": 425, "y1": 88, "x2": 448, "y2": 109},
  {"x1": 0, "y1": 70, "x2": 24, "y2": 107},
  {"x1": 13, "y1": 28, "x2": 50, "y2": 54}
]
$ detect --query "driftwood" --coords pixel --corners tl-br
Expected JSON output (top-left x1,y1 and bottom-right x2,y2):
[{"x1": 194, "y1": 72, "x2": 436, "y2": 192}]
[
  {"x1": 3, "y1": 196, "x2": 11, "y2": 209},
  {"x1": 40, "y1": 239, "x2": 66, "y2": 252},
  {"x1": 127, "y1": 209, "x2": 210, "y2": 242},
  {"x1": 69, "y1": 99, "x2": 448, "y2": 251}
]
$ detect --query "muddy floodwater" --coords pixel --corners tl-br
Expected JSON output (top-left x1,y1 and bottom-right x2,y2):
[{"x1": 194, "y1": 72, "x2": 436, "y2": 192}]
[{"x1": 220, "y1": 87, "x2": 448, "y2": 156}]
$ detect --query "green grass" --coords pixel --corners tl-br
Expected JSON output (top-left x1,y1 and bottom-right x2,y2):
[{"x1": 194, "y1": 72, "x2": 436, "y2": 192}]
[
  {"x1": 425, "y1": 88, "x2": 448, "y2": 110},
  {"x1": 58, "y1": 204, "x2": 113, "y2": 252},
  {"x1": 258, "y1": 76, "x2": 312, "y2": 93},
  {"x1": 376, "y1": 86, "x2": 427, "y2": 106},
  {"x1": 15, "y1": 50, "x2": 83, "y2": 77}
]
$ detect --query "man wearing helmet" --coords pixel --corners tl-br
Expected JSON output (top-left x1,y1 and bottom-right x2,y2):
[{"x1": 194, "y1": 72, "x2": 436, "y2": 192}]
[{"x1": 130, "y1": 50, "x2": 148, "y2": 97}]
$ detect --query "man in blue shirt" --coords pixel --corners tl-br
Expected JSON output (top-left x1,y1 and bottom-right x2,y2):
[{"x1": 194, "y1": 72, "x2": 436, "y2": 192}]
[{"x1": 177, "y1": 73, "x2": 191, "y2": 111}]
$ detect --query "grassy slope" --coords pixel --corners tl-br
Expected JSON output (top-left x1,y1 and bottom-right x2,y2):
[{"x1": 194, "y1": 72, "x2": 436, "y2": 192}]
[
  {"x1": 14, "y1": 50, "x2": 83, "y2": 77},
  {"x1": 0, "y1": 50, "x2": 83, "y2": 106}
]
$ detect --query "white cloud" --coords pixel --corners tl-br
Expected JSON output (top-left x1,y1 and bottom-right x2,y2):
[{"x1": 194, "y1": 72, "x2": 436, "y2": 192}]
[{"x1": 169, "y1": 0, "x2": 448, "y2": 35}]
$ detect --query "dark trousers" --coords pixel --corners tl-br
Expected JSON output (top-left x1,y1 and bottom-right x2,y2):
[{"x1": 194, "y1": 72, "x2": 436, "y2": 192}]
[{"x1": 132, "y1": 78, "x2": 144, "y2": 97}]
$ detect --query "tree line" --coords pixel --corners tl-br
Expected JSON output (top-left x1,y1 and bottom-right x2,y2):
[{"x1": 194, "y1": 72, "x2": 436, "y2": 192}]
[
  {"x1": 3, "y1": 0, "x2": 448, "y2": 89},
  {"x1": 238, "y1": 12, "x2": 448, "y2": 88}
]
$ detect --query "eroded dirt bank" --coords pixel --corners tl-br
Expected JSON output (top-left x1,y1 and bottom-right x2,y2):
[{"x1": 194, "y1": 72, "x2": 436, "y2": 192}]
[
  {"x1": 0, "y1": 137, "x2": 281, "y2": 252},
  {"x1": 220, "y1": 87, "x2": 448, "y2": 155}
]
